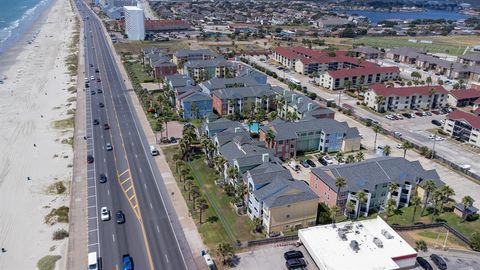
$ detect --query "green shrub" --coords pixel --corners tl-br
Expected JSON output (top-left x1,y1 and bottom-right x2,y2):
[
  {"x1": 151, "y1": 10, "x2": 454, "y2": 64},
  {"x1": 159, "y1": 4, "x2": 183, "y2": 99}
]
[
  {"x1": 52, "y1": 229, "x2": 69, "y2": 240},
  {"x1": 37, "y1": 255, "x2": 61, "y2": 270}
]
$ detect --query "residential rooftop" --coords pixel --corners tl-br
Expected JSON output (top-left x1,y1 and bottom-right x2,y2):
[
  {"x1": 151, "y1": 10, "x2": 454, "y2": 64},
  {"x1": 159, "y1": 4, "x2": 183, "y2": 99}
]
[
  {"x1": 447, "y1": 110, "x2": 480, "y2": 129},
  {"x1": 370, "y1": 83, "x2": 448, "y2": 97}
]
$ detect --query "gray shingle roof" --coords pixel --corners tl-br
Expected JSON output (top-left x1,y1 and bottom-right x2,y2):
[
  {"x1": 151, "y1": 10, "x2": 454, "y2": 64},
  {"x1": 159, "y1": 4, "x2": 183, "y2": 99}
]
[
  {"x1": 202, "y1": 118, "x2": 243, "y2": 137},
  {"x1": 200, "y1": 75, "x2": 263, "y2": 92},
  {"x1": 166, "y1": 74, "x2": 192, "y2": 88},
  {"x1": 178, "y1": 90, "x2": 212, "y2": 103},
  {"x1": 254, "y1": 179, "x2": 318, "y2": 208},
  {"x1": 212, "y1": 85, "x2": 276, "y2": 99},
  {"x1": 184, "y1": 59, "x2": 232, "y2": 69},
  {"x1": 174, "y1": 49, "x2": 219, "y2": 58},
  {"x1": 311, "y1": 157, "x2": 443, "y2": 192}
]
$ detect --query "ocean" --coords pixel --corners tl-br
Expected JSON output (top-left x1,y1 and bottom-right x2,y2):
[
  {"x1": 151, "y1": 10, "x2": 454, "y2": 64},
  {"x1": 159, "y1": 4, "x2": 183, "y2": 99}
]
[
  {"x1": 0, "y1": 0, "x2": 53, "y2": 53},
  {"x1": 338, "y1": 9, "x2": 475, "y2": 24}
]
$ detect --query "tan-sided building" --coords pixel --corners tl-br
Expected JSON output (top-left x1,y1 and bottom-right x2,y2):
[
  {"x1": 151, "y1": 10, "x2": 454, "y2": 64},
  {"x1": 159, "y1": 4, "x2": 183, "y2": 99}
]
[
  {"x1": 244, "y1": 162, "x2": 318, "y2": 234},
  {"x1": 443, "y1": 110, "x2": 480, "y2": 147},
  {"x1": 317, "y1": 66, "x2": 399, "y2": 90},
  {"x1": 365, "y1": 84, "x2": 448, "y2": 112}
]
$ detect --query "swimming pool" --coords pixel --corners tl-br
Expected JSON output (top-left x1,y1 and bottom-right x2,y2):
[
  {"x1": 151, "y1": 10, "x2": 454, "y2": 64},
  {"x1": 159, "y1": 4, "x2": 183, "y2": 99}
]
[{"x1": 244, "y1": 122, "x2": 260, "y2": 133}]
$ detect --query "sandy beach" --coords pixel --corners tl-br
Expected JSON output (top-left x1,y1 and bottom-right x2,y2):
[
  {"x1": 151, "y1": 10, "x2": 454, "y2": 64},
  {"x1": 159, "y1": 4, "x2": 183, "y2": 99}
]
[{"x1": 0, "y1": 0, "x2": 76, "y2": 269}]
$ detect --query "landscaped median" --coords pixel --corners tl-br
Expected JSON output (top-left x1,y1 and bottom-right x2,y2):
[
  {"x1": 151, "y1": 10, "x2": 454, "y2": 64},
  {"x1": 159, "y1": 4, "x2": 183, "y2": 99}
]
[{"x1": 162, "y1": 146, "x2": 263, "y2": 251}]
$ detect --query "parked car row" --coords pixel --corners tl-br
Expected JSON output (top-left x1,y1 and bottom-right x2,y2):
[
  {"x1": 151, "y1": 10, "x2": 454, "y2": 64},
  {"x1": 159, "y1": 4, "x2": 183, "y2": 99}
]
[{"x1": 416, "y1": 254, "x2": 448, "y2": 270}]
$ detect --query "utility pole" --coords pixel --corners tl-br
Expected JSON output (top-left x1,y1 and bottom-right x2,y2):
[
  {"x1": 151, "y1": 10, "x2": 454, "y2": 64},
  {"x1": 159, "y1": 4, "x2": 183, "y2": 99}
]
[{"x1": 431, "y1": 136, "x2": 436, "y2": 159}]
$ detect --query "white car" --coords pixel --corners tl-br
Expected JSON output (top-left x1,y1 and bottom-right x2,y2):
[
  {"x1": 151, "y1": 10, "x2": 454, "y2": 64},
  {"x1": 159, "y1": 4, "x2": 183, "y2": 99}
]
[
  {"x1": 322, "y1": 155, "x2": 334, "y2": 165},
  {"x1": 106, "y1": 143, "x2": 112, "y2": 151},
  {"x1": 396, "y1": 143, "x2": 403, "y2": 149},
  {"x1": 100, "y1": 207, "x2": 110, "y2": 221},
  {"x1": 459, "y1": 164, "x2": 471, "y2": 170},
  {"x1": 90, "y1": 75, "x2": 95, "y2": 81},
  {"x1": 394, "y1": 131, "x2": 402, "y2": 137},
  {"x1": 435, "y1": 137, "x2": 444, "y2": 141},
  {"x1": 428, "y1": 134, "x2": 435, "y2": 139}
]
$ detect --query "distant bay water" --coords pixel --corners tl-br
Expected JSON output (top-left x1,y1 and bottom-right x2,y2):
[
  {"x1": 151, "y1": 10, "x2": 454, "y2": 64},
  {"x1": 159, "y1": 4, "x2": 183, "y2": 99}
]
[
  {"x1": 338, "y1": 9, "x2": 475, "y2": 24},
  {"x1": 0, "y1": 0, "x2": 53, "y2": 53}
]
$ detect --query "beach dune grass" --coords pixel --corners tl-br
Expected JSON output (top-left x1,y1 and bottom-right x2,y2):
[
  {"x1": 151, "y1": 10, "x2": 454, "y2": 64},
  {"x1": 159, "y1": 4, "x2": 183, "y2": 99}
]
[
  {"x1": 37, "y1": 255, "x2": 61, "y2": 270},
  {"x1": 52, "y1": 117, "x2": 74, "y2": 129},
  {"x1": 44, "y1": 206, "x2": 69, "y2": 224}
]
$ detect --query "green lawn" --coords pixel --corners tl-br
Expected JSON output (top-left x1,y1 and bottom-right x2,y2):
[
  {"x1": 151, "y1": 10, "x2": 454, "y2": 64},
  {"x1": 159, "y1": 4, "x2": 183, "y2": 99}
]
[
  {"x1": 163, "y1": 147, "x2": 260, "y2": 250},
  {"x1": 124, "y1": 61, "x2": 154, "y2": 83},
  {"x1": 355, "y1": 36, "x2": 467, "y2": 55},
  {"x1": 385, "y1": 205, "x2": 480, "y2": 238}
]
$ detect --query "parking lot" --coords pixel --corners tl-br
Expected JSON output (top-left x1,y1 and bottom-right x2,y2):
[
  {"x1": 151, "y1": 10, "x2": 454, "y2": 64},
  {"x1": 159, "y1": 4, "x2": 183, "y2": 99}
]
[
  {"x1": 415, "y1": 249, "x2": 480, "y2": 270},
  {"x1": 235, "y1": 243, "x2": 318, "y2": 270}
]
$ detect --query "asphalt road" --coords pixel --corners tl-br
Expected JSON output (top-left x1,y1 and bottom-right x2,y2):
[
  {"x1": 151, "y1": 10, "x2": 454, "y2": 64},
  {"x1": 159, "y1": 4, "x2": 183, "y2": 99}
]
[
  {"x1": 247, "y1": 55, "x2": 480, "y2": 174},
  {"x1": 75, "y1": 1, "x2": 195, "y2": 269}
]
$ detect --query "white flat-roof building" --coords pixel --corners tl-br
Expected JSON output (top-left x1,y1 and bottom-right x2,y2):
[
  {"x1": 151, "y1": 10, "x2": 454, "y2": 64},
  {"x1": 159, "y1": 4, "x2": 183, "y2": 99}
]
[
  {"x1": 298, "y1": 217, "x2": 417, "y2": 270},
  {"x1": 124, "y1": 6, "x2": 145, "y2": 40}
]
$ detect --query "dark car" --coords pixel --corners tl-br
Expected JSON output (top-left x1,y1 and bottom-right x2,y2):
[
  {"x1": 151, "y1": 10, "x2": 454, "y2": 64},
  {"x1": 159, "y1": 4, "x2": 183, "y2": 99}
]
[
  {"x1": 300, "y1": 160, "x2": 310, "y2": 168},
  {"x1": 93, "y1": 119, "x2": 99, "y2": 125},
  {"x1": 170, "y1": 137, "x2": 177, "y2": 143},
  {"x1": 96, "y1": 78, "x2": 101, "y2": 82},
  {"x1": 116, "y1": 210, "x2": 125, "y2": 224},
  {"x1": 416, "y1": 257, "x2": 433, "y2": 270},
  {"x1": 99, "y1": 173, "x2": 107, "y2": 183},
  {"x1": 97, "y1": 88, "x2": 102, "y2": 94},
  {"x1": 91, "y1": 90, "x2": 95, "y2": 95},
  {"x1": 430, "y1": 254, "x2": 447, "y2": 270},
  {"x1": 402, "y1": 113, "x2": 412, "y2": 119},
  {"x1": 95, "y1": 68, "x2": 99, "y2": 73},
  {"x1": 85, "y1": 82, "x2": 89, "y2": 88},
  {"x1": 99, "y1": 102, "x2": 104, "y2": 108},
  {"x1": 89, "y1": 63, "x2": 93, "y2": 67},
  {"x1": 87, "y1": 155, "x2": 94, "y2": 164},
  {"x1": 285, "y1": 258, "x2": 306, "y2": 269},
  {"x1": 103, "y1": 123, "x2": 110, "y2": 130},
  {"x1": 306, "y1": 159, "x2": 316, "y2": 167},
  {"x1": 431, "y1": 119, "x2": 442, "y2": 126},
  {"x1": 122, "y1": 254, "x2": 133, "y2": 270},
  {"x1": 284, "y1": 250, "x2": 304, "y2": 260},
  {"x1": 319, "y1": 157, "x2": 328, "y2": 166}
]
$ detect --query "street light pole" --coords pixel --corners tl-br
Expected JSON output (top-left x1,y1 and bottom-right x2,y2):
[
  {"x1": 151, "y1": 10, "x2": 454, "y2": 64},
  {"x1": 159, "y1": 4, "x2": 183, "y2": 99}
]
[{"x1": 431, "y1": 136, "x2": 436, "y2": 159}]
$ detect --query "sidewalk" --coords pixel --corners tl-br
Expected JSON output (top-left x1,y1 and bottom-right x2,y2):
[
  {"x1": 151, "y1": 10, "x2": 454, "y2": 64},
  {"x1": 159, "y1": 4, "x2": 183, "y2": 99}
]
[
  {"x1": 66, "y1": 1, "x2": 88, "y2": 269},
  {"x1": 95, "y1": 12, "x2": 208, "y2": 269}
]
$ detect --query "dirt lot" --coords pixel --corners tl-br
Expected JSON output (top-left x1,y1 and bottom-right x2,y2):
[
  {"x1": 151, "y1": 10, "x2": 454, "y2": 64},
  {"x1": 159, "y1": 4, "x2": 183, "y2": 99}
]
[{"x1": 399, "y1": 228, "x2": 470, "y2": 251}]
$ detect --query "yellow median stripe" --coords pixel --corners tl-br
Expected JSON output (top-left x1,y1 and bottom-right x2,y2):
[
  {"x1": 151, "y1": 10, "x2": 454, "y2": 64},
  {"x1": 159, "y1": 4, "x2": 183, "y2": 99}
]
[
  {"x1": 118, "y1": 169, "x2": 129, "y2": 177},
  {"x1": 120, "y1": 177, "x2": 131, "y2": 186}
]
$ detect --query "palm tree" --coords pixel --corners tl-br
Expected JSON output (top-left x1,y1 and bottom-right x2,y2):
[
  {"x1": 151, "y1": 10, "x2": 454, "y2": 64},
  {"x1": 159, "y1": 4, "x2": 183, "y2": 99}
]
[
  {"x1": 155, "y1": 118, "x2": 164, "y2": 140},
  {"x1": 196, "y1": 198, "x2": 209, "y2": 223},
  {"x1": 252, "y1": 217, "x2": 263, "y2": 233},
  {"x1": 410, "y1": 195, "x2": 421, "y2": 224},
  {"x1": 383, "y1": 145, "x2": 391, "y2": 156},
  {"x1": 335, "y1": 152, "x2": 344, "y2": 164},
  {"x1": 461, "y1": 196, "x2": 474, "y2": 222},
  {"x1": 214, "y1": 156, "x2": 226, "y2": 175},
  {"x1": 335, "y1": 176, "x2": 347, "y2": 210},
  {"x1": 431, "y1": 188, "x2": 443, "y2": 220},
  {"x1": 179, "y1": 166, "x2": 189, "y2": 182},
  {"x1": 217, "y1": 242, "x2": 234, "y2": 265},
  {"x1": 184, "y1": 178, "x2": 193, "y2": 193},
  {"x1": 426, "y1": 76, "x2": 432, "y2": 86},
  {"x1": 175, "y1": 159, "x2": 185, "y2": 174},
  {"x1": 356, "y1": 191, "x2": 368, "y2": 218},
  {"x1": 265, "y1": 129, "x2": 275, "y2": 148},
  {"x1": 235, "y1": 182, "x2": 247, "y2": 203},
  {"x1": 346, "y1": 154, "x2": 355, "y2": 164},
  {"x1": 402, "y1": 141, "x2": 413, "y2": 158},
  {"x1": 330, "y1": 205, "x2": 339, "y2": 224},
  {"x1": 374, "y1": 95, "x2": 386, "y2": 112},
  {"x1": 388, "y1": 182, "x2": 399, "y2": 198},
  {"x1": 372, "y1": 125, "x2": 381, "y2": 151},
  {"x1": 440, "y1": 185, "x2": 455, "y2": 205},
  {"x1": 346, "y1": 201, "x2": 355, "y2": 220},
  {"x1": 191, "y1": 185, "x2": 200, "y2": 209},
  {"x1": 227, "y1": 166, "x2": 239, "y2": 184},
  {"x1": 385, "y1": 198, "x2": 397, "y2": 221},
  {"x1": 415, "y1": 240, "x2": 428, "y2": 252},
  {"x1": 420, "y1": 180, "x2": 436, "y2": 216},
  {"x1": 355, "y1": 152, "x2": 364, "y2": 162}
]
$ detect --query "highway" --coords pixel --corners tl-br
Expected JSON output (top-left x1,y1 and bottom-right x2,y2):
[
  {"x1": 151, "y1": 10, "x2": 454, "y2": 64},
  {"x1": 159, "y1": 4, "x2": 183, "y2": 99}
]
[{"x1": 75, "y1": 1, "x2": 195, "y2": 269}]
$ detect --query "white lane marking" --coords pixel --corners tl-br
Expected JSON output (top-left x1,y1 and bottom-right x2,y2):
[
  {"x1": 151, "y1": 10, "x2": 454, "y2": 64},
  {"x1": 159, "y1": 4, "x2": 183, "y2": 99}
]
[
  {"x1": 104, "y1": 158, "x2": 106, "y2": 163},
  {"x1": 112, "y1": 233, "x2": 115, "y2": 243},
  {"x1": 144, "y1": 183, "x2": 147, "y2": 189},
  {"x1": 107, "y1": 189, "x2": 110, "y2": 196},
  {"x1": 88, "y1": 229, "x2": 98, "y2": 233},
  {"x1": 156, "y1": 225, "x2": 160, "y2": 233},
  {"x1": 87, "y1": 205, "x2": 97, "y2": 209},
  {"x1": 135, "y1": 154, "x2": 138, "y2": 159},
  {"x1": 88, "y1": 243, "x2": 99, "y2": 247},
  {"x1": 139, "y1": 167, "x2": 142, "y2": 173},
  {"x1": 88, "y1": 217, "x2": 98, "y2": 220},
  {"x1": 115, "y1": 264, "x2": 119, "y2": 270},
  {"x1": 150, "y1": 202, "x2": 153, "y2": 209},
  {"x1": 165, "y1": 254, "x2": 169, "y2": 263}
]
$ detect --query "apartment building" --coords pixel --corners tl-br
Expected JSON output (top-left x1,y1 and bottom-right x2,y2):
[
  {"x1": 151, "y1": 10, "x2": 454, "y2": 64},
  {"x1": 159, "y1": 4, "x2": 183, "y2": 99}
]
[
  {"x1": 244, "y1": 162, "x2": 318, "y2": 234},
  {"x1": 175, "y1": 90, "x2": 213, "y2": 119},
  {"x1": 310, "y1": 157, "x2": 443, "y2": 218},
  {"x1": 447, "y1": 88, "x2": 480, "y2": 107},
  {"x1": 365, "y1": 84, "x2": 448, "y2": 112},
  {"x1": 173, "y1": 49, "x2": 220, "y2": 67},
  {"x1": 351, "y1": 46, "x2": 383, "y2": 59},
  {"x1": 211, "y1": 85, "x2": 277, "y2": 116},
  {"x1": 317, "y1": 66, "x2": 399, "y2": 90},
  {"x1": 443, "y1": 110, "x2": 480, "y2": 147},
  {"x1": 183, "y1": 59, "x2": 233, "y2": 82},
  {"x1": 273, "y1": 88, "x2": 335, "y2": 120},
  {"x1": 200, "y1": 75, "x2": 265, "y2": 95},
  {"x1": 259, "y1": 118, "x2": 361, "y2": 160}
]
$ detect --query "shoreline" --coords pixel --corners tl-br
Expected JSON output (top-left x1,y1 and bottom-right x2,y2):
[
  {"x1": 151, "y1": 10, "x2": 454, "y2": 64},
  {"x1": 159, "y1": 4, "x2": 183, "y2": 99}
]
[{"x1": 0, "y1": 0, "x2": 76, "y2": 269}]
